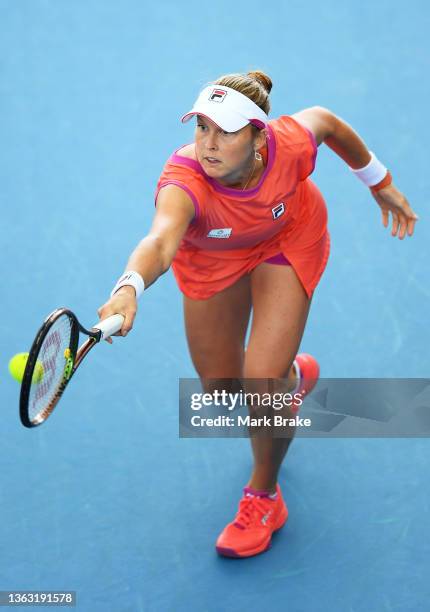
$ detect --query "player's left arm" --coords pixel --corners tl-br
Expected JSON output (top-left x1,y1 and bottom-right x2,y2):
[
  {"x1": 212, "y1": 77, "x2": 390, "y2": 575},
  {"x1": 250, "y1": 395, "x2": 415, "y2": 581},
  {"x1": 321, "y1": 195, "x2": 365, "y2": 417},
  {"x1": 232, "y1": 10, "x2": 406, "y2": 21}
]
[{"x1": 292, "y1": 106, "x2": 419, "y2": 239}]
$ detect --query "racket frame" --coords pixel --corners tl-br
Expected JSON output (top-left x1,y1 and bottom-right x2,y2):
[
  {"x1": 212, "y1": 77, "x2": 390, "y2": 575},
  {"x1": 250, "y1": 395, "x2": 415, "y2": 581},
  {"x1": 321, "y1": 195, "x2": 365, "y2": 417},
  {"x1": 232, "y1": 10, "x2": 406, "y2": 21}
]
[{"x1": 19, "y1": 308, "x2": 103, "y2": 428}]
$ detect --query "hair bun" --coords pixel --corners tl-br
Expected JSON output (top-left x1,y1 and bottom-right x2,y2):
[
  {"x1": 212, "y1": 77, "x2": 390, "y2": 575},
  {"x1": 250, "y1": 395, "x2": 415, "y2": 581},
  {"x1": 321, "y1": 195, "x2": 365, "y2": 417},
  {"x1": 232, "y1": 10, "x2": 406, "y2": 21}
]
[{"x1": 247, "y1": 70, "x2": 273, "y2": 94}]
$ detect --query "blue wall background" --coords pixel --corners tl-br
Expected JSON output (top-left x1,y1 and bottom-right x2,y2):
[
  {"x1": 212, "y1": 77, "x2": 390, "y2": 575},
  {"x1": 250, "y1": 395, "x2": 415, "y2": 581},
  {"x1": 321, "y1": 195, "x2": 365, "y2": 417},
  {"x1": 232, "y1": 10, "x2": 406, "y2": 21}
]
[{"x1": 1, "y1": 2, "x2": 428, "y2": 610}]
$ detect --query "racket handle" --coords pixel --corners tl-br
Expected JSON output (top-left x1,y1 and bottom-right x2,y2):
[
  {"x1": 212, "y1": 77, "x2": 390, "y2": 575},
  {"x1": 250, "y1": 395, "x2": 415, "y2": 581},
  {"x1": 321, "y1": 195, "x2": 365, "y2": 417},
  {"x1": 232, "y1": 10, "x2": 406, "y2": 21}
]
[{"x1": 92, "y1": 314, "x2": 125, "y2": 339}]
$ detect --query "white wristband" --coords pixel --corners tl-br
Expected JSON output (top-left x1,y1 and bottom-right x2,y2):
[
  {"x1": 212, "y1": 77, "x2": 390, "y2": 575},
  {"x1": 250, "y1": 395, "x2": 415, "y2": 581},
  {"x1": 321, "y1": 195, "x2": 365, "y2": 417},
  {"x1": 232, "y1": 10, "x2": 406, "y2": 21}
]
[
  {"x1": 110, "y1": 271, "x2": 145, "y2": 299},
  {"x1": 349, "y1": 151, "x2": 387, "y2": 187}
]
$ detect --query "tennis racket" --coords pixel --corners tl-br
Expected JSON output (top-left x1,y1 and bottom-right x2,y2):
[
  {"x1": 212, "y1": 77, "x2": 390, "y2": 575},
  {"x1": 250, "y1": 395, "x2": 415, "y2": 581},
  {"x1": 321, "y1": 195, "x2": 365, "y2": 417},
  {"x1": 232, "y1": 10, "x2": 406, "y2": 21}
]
[{"x1": 19, "y1": 308, "x2": 124, "y2": 428}]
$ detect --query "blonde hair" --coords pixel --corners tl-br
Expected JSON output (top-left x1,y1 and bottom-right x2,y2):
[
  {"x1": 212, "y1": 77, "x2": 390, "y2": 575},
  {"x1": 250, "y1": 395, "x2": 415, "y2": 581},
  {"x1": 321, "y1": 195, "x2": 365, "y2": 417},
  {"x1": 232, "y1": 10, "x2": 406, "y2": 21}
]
[{"x1": 212, "y1": 70, "x2": 272, "y2": 115}]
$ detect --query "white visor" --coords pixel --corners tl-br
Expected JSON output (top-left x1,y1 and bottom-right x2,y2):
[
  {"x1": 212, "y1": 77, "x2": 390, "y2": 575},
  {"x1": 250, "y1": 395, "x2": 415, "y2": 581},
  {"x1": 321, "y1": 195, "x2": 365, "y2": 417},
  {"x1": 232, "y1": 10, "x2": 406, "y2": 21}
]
[{"x1": 181, "y1": 85, "x2": 268, "y2": 132}]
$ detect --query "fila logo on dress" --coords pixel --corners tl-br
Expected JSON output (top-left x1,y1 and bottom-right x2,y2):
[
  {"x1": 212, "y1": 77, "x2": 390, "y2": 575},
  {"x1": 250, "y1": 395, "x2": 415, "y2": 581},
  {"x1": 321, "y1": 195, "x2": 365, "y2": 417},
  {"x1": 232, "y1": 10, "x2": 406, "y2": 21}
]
[
  {"x1": 272, "y1": 202, "x2": 285, "y2": 220},
  {"x1": 207, "y1": 228, "x2": 233, "y2": 238},
  {"x1": 209, "y1": 89, "x2": 227, "y2": 103}
]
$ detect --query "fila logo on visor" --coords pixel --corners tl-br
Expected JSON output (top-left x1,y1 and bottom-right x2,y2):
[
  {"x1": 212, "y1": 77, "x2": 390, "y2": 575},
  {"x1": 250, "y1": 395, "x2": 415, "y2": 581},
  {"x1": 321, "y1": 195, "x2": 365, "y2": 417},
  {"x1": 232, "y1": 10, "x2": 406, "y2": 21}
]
[
  {"x1": 209, "y1": 89, "x2": 227, "y2": 103},
  {"x1": 272, "y1": 203, "x2": 285, "y2": 220},
  {"x1": 207, "y1": 228, "x2": 232, "y2": 238}
]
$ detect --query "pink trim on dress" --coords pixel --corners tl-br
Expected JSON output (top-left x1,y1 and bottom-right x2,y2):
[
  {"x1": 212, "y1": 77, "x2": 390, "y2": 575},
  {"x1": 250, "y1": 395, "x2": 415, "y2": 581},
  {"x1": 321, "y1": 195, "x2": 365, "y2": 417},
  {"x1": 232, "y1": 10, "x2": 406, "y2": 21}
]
[
  {"x1": 264, "y1": 252, "x2": 291, "y2": 266},
  {"x1": 170, "y1": 124, "x2": 277, "y2": 198},
  {"x1": 155, "y1": 180, "x2": 200, "y2": 221},
  {"x1": 170, "y1": 152, "x2": 202, "y2": 173},
  {"x1": 301, "y1": 126, "x2": 318, "y2": 174},
  {"x1": 287, "y1": 115, "x2": 318, "y2": 176}
]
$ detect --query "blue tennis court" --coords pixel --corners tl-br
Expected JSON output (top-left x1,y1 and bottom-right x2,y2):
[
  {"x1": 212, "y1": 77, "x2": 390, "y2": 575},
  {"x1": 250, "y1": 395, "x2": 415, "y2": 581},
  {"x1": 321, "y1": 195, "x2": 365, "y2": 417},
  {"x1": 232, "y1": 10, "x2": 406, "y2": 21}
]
[{"x1": 1, "y1": 1, "x2": 429, "y2": 610}]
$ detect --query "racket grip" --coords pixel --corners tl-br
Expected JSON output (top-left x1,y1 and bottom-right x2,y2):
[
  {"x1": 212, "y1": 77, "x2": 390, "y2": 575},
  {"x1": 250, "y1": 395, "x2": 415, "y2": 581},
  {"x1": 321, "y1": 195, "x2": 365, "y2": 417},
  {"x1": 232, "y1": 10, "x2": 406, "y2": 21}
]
[{"x1": 93, "y1": 314, "x2": 125, "y2": 339}]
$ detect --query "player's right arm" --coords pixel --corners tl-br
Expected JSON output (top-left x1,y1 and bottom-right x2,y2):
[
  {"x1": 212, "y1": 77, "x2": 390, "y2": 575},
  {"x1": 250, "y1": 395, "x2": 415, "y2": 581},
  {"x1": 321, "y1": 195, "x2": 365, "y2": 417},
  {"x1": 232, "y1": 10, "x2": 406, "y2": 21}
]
[{"x1": 97, "y1": 185, "x2": 195, "y2": 338}]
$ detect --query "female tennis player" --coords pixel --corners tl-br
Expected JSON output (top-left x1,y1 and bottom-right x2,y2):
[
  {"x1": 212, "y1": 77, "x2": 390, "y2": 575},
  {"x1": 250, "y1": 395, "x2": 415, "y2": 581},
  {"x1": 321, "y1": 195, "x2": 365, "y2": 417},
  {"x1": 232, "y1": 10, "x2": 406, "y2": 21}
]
[{"x1": 97, "y1": 71, "x2": 418, "y2": 558}]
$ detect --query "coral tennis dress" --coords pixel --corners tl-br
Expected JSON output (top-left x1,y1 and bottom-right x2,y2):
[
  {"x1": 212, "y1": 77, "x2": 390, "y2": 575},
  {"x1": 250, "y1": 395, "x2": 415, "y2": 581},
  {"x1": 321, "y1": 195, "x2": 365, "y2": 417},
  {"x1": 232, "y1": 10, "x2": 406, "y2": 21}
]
[{"x1": 155, "y1": 115, "x2": 330, "y2": 300}]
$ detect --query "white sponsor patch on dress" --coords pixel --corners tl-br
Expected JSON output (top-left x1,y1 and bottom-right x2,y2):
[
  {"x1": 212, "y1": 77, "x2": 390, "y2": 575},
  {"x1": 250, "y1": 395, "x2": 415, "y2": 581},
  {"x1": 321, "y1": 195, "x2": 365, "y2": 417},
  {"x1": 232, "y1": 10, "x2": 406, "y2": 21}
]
[{"x1": 207, "y1": 228, "x2": 233, "y2": 238}]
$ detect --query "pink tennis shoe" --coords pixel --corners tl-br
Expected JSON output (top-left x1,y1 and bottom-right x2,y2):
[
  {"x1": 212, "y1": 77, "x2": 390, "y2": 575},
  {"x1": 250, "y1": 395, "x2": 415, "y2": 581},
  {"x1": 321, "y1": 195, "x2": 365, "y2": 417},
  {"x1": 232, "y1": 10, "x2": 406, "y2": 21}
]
[
  {"x1": 216, "y1": 484, "x2": 288, "y2": 558},
  {"x1": 216, "y1": 353, "x2": 320, "y2": 558},
  {"x1": 291, "y1": 353, "x2": 320, "y2": 412}
]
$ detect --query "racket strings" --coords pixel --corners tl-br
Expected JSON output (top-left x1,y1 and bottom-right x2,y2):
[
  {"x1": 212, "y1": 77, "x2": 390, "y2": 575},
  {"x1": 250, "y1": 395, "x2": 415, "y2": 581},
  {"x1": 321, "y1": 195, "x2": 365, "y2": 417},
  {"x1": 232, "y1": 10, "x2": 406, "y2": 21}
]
[{"x1": 28, "y1": 315, "x2": 73, "y2": 424}]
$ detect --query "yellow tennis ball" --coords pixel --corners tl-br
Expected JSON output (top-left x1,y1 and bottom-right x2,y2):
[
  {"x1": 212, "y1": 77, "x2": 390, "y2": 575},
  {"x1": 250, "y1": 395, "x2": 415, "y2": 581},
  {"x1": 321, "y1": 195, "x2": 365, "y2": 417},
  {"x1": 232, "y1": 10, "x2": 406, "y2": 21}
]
[
  {"x1": 33, "y1": 360, "x2": 44, "y2": 383},
  {"x1": 8, "y1": 353, "x2": 28, "y2": 382},
  {"x1": 8, "y1": 353, "x2": 44, "y2": 383}
]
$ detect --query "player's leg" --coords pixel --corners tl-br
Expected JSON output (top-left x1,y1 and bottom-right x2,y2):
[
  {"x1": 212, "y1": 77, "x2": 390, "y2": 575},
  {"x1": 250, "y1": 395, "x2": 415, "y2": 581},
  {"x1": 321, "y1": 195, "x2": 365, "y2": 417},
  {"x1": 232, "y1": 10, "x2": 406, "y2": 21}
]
[
  {"x1": 244, "y1": 261, "x2": 313, "y2": 493},
  {"x1": 183, "y1": 274, "x2": 252, "y2": 390},
  {"x1": 215, "y1": 262, "x2": 314, "y2": 557}
]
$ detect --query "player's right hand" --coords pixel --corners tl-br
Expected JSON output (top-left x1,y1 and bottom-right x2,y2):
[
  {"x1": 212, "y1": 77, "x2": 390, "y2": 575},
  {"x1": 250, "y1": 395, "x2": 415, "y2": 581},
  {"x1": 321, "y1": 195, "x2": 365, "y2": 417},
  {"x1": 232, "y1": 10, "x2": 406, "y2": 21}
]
[{"x1": 97, "y1": 286, "x2": 137, "y2": 343}]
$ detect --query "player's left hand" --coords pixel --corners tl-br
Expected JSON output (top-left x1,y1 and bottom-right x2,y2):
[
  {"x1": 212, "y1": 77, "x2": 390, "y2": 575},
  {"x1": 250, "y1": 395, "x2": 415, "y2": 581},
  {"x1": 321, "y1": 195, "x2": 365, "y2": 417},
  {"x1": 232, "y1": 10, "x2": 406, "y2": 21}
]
[{"x1": 371, "y1": 184, "x2": 419, "y2": 239}]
